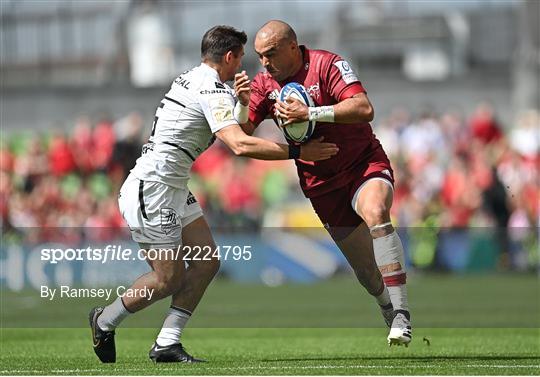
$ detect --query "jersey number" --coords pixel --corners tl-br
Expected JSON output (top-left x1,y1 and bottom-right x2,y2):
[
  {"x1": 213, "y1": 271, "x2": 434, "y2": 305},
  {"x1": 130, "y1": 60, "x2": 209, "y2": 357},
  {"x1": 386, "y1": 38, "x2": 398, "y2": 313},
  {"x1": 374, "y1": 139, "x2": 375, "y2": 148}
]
[{"x1": 151, "y1": 102, "x2": 165, "y2": 137}]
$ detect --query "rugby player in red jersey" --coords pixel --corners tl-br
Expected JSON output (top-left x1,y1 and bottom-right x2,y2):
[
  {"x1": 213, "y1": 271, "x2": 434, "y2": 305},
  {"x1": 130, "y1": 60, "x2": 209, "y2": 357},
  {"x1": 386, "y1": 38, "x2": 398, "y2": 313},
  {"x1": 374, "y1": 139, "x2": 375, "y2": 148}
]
[{"x1": 234, "y1": 20, "x2": 411, "y2": 346}]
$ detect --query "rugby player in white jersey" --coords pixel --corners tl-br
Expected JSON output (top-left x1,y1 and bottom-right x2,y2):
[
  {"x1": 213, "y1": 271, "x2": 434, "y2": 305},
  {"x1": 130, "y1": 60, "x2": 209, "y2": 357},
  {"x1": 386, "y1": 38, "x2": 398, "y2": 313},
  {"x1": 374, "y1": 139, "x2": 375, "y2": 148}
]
[{"x1": 89, "y1": 25, "x2": 338, "y2": 363}]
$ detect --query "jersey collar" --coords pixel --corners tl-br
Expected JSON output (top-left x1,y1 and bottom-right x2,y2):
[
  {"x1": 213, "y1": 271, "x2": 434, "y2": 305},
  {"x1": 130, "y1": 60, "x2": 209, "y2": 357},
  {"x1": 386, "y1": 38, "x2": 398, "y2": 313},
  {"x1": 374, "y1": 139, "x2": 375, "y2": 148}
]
[{"x1": 200, "y1": 62, "x2": 222, "y2": 82}]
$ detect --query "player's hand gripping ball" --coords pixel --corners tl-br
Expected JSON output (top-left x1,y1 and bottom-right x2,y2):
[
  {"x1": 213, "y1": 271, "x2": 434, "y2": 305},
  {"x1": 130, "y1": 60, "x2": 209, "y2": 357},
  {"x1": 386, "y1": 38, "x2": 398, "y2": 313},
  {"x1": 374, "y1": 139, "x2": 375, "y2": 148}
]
[{"x1": 276, "y1": 82, "x2": 316, "y2": 143}]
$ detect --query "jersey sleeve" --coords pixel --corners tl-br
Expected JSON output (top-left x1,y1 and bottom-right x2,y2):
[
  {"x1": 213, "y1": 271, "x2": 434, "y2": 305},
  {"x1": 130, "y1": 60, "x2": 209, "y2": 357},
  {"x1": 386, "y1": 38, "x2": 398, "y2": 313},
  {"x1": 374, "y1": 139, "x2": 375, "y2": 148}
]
[
  {"x1": 198, "y1": 86, "x2": 238, "y2": 133},
  {"x1": 325, "y1": 55, "x2": 366, "y2": 102},
  {"x1": 248, "y1": 74, "x2": 270, "y2": 127}
]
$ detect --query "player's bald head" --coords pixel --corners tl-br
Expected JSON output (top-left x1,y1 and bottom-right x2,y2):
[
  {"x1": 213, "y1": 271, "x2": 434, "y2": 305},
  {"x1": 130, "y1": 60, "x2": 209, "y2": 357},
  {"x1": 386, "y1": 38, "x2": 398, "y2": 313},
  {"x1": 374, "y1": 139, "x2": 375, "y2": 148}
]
[{"x1": 255, "y1": 20, "x2": 297, "y2": 44}]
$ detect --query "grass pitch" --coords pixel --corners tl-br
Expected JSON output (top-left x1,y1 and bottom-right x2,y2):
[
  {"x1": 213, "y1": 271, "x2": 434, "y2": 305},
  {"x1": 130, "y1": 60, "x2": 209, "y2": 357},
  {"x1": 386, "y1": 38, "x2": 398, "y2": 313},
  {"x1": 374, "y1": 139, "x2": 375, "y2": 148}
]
[
  {"x1": 1, "y1": 328, "x2": 539, "y2": 375},
  {"x1": 1, "y1": 274, "x2": 539, "y2": 375}
]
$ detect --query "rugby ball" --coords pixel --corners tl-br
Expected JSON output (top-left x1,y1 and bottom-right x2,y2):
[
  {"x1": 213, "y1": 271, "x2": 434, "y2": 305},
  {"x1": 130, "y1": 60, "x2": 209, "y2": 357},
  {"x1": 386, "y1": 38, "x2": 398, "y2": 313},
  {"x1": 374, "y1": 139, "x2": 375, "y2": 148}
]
[{"x1": 277, "y1": 82, "x2": 315, "y2": 143}]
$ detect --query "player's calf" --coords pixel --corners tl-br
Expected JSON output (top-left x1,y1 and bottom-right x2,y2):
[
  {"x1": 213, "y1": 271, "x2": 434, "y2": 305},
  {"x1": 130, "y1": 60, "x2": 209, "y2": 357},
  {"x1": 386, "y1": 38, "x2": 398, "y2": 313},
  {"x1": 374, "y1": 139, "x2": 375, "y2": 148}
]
[
  {"x1": 370, "y1": 222, "x2": 412, "y2": 344},
  {"x1": 370, "y1": 223, "x2": 409, "y2": 311}
]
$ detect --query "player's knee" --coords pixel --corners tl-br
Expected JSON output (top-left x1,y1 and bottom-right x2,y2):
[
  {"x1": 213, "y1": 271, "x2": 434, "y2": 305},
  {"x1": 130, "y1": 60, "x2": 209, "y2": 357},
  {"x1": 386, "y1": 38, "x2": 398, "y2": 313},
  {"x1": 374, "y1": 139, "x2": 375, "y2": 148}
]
[
  {"x1": 363, "y1": 204, "x2": 390, "y2": 227},
  {"x1": 187, "y1": 243, "x2": 221, "y2": 277}
]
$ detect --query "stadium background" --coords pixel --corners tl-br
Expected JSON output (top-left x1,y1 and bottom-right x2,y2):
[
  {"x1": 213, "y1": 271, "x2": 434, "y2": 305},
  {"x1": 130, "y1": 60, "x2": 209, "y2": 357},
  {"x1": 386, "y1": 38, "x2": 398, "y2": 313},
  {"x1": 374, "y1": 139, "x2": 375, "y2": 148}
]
[
  {"x1": 1, "y1": 1, "x2": 539, "y2": 374},
  {"x1": 1, "y1": 0, "x2": 539, "y2": 322}
]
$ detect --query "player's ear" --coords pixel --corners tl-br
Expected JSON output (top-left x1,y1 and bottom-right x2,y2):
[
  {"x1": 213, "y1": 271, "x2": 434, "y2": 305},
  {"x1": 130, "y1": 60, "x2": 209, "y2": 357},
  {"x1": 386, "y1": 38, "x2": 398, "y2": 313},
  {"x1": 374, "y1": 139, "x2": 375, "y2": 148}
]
[
  {"x1": 288, "y1": 40, "x2": 298, "y2": 54},
  {"x1": 290, "y1": 40, "x2": 298, "y2": 49},
  {"x1": 223, "y1": 51, "x2": 233, "y2": 64}
]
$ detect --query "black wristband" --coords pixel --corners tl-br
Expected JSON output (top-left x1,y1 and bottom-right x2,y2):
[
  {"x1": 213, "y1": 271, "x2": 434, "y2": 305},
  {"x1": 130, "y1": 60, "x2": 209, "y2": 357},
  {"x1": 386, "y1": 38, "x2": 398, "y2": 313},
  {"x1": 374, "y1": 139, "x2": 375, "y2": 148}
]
[{"x1": 288, "y1": 144, "x2": 301, "y2": 159}]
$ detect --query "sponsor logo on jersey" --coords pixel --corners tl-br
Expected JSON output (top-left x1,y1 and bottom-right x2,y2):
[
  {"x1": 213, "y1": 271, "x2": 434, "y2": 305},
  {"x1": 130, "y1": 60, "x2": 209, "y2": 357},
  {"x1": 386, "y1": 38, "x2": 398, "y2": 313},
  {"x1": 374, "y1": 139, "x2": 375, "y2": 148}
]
[
  {"x1": 200, "y1": 89, "x2": 231, "y2": 95},
  {"x1": 186, "y1": 192, "x2": 197, "y2": 205},
  {"x1": 334, "y1": 60, "x2": 359, "y2": 85},
  {"x1": 306, "y1": 83, "x2": 320, "y2": 100},
  {"x1": 267, "y1": 89, "x2": 279, "y2": 101},
  {"x1": 209, "y1": 98, "x2": 234, "y2": 123},
  {"x1": 160, "y1": 207, "x2": 180, "y2": 235},
  {"x1": 215, "y1": 82, "x2": 226, "y2": 89}
]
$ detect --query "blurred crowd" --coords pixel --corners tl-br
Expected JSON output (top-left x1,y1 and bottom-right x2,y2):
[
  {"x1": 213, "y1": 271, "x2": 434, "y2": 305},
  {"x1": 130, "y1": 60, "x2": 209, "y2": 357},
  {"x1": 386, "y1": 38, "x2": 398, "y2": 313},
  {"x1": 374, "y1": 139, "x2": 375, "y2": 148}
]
[
  {"x1": 1, "y1": 103, "x2": 538, "y2": 269},
  {"x1": 377, "y1": 104, "x2": 538, "y2": 270}
]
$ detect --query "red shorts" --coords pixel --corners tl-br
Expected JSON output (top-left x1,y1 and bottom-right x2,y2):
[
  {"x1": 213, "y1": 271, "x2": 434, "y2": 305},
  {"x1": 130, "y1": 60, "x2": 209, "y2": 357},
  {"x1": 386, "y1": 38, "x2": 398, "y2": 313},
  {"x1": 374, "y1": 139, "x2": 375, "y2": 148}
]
[{"x1": 309, "y1": 154, "x2": 394, "y2": 241}]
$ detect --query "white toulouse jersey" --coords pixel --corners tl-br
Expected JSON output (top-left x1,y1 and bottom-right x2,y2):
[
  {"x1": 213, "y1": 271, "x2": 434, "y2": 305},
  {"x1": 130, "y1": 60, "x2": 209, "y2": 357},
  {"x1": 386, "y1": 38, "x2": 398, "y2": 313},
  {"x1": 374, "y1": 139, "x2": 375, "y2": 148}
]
[{"x1": 131, "y1": 63, "x2": 238, "y2": 188}]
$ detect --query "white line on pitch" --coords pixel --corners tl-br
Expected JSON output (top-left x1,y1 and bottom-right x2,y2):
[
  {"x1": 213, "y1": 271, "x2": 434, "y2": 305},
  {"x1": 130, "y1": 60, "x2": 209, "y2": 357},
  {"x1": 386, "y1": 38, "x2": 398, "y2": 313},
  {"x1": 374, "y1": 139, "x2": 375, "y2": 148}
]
[{"x1": 1, "y1": 364, "x2": 539, "y2": 374}]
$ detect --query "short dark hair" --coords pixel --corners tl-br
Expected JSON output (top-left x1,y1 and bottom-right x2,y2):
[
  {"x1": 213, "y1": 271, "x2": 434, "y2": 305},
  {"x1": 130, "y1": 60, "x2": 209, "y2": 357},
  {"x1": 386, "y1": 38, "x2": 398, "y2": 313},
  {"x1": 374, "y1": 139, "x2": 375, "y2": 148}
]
[{"x1": 201, "y1": 25, "x2": 247, "y2": 63}]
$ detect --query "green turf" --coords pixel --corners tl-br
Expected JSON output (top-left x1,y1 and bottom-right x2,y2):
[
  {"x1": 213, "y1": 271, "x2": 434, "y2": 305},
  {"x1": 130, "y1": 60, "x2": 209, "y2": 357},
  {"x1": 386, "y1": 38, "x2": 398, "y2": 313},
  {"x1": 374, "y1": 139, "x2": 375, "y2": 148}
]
[
  {"x1": 1, "y1": 328, "x2": 539, "y2": 375},
  {"x1": 1, "y1": 274, "x2": 539, "y2": 375},
  {"x1": 3, "y1": 274, "x2": 539, "y2": 328}
]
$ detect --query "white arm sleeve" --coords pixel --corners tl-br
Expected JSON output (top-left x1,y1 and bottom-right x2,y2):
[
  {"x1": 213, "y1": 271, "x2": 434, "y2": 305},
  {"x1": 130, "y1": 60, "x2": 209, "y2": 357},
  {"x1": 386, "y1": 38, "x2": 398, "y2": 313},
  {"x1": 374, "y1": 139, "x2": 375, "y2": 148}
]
[{"x1": 234, "y1": 101, "x2": 249, "y2": 124}]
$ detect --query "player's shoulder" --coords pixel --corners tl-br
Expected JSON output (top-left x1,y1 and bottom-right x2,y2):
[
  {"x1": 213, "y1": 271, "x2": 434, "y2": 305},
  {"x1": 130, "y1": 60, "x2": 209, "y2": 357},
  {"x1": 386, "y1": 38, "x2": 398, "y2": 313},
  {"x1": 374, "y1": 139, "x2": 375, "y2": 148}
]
[
  {"x1": 308, "y1": 48, "x2": 339, "y2": 59},
  {"x1": 252, "y1": 70, "x2": 272, "y2": 84},
  {"x1": 168, "y1": 65, "x2": 207, "y2": 94},
  {"x1": 177, "y1": 64, "x2": 226, "y2": 92},
  {"x1": 195, "y1": 75, "x2": 234, "y2": 100},
  {"x1": 252, "y1": 70, "x2": 277, "y2": 93},
  {"x1": 307, "y1": 48, "x2": 342, "y2": 68}
]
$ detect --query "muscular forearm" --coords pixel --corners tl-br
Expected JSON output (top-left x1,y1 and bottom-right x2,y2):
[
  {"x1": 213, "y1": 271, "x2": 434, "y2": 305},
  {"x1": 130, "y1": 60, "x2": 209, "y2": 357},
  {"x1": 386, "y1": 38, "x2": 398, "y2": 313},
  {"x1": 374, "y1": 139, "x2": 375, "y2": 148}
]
[
  {"x1": 281, "y1": 93, "x2": 374, "y2": 125},
  {"x1": 216, "y1": 124, "x2": 291, "y2": 160},
  {"x1": 232, "y1": 135, "x2": 290, "y2": 160},
  {"x1": 217, "y1": 124, "x2": 338, "y2": 161}
]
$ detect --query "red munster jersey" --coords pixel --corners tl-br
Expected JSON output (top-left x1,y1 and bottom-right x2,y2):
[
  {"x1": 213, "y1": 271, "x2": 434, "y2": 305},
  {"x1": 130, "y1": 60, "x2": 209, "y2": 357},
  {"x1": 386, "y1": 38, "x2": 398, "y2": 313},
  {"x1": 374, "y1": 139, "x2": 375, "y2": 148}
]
[{"x1": 249, "y1": 46, "x2": 387, "y2": 198}]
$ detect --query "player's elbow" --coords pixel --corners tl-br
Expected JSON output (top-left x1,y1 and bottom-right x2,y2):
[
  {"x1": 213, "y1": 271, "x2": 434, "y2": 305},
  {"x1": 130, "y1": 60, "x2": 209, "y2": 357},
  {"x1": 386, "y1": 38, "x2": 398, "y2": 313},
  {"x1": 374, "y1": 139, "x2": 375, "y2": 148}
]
[
  {"x1": 362, "y1": 104, "x2": 374, "y2": 122},
  {"x1": 217, "y1": 126, "x2": 251, "y2": 157},
  {"x1": 352, "y1": 94, "x2": 374, "y2": 122},
  {"x1": 230, "y1": 140, "x2": 250, "y2": 157}
]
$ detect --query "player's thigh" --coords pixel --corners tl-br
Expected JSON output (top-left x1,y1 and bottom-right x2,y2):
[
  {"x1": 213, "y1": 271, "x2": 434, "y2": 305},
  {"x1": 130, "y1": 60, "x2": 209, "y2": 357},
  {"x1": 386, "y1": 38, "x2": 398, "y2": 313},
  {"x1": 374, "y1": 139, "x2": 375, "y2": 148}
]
[
  {"x1": 120, "y1": 174, "x2": 187, "y2": 242},
  {"x1": 139, "y1": 242, "x2": 185, "y2": 281},
  {"x1": 181, "y1": 209, "x2": 219, "y2": 271},
  {"x1": 353, "y1": 178, "x2": 394, "y2": 224},
  {"x1": 182, "y1": 217, "x2": 219, "y2": 271},
  {"x1": 182, "y1": 216, "x2": 216, "y2": 250},
  {"x1": 335, "y1": 222, "x2": 377, "y2": 269},
  {"x1": 309, "y1": 185, "x2": 363, "y2": 242},
  {"x1": 119, "y1": 174, "x2": 188, "y2": 277}
]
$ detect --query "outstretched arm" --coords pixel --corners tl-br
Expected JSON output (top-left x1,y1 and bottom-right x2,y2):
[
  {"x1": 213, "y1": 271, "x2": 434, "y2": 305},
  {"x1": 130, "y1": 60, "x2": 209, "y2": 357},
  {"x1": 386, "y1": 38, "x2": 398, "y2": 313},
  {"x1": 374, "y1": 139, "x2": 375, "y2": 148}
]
[{"x1": 215, "y1": 124, "x2": 338, "y2": 161}]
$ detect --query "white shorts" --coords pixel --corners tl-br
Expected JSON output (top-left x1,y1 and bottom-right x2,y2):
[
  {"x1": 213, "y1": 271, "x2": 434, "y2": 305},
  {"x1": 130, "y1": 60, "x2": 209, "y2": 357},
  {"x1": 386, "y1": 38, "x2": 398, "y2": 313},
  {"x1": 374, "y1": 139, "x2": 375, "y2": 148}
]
[{"x1": 118, "y1": 173, "x2": 203, "y2": 246}]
